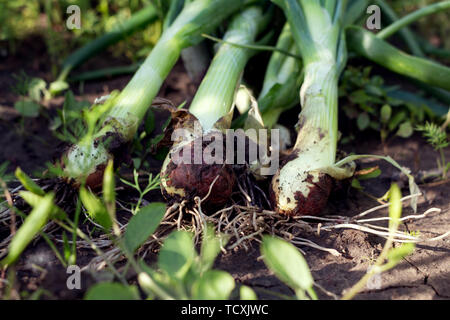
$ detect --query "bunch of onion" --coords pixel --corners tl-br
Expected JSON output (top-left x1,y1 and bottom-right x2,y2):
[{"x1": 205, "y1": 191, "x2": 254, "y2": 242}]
[
  {"x1": 160, "y1": 6, "x2": 271, "y2": 209},
  {"x1": 270, "y1": 0, "x2": 450, "y2": 217},
  {"x1": 61, "y1": 0, "x2": 247, "y2": 188}
]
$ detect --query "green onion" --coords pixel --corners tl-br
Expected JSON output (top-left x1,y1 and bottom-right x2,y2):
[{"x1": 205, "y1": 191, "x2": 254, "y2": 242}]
[
  {"x1": 258, "y1": 23, "x2": 302, "y2": 129},
  {"x1": 376, "y1": 1, "x2": 450, "y2": 41},
  {"x1": 232, "y1": 23, "x2": 303, "y2": 130},
  {"x1": 375, "y1": 0, "x2": 424, "y2": 57},
  {"x1": 347, "y1": 26, "x2": 450, "y2": 91},
  {"x1": 269, "y1": 0, "x2": 349, "y2": 216},
  {"x1": 160, "y1": 6, "x2": 270, "y2": 207},
  {"x1": 50, "y1": 4, "x2": 159, "y2": 95},
  {"x1": 69, "y1": 62, "x2": 142, "y2": 83},
  {"x1": 63, "y1": 0, "x2": 246, "y2": 186}
]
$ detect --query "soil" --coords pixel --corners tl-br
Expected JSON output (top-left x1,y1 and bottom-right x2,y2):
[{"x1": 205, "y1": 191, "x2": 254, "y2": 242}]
[{"x1": 0, "y1": 36, "x2": 449, "y2": 300}]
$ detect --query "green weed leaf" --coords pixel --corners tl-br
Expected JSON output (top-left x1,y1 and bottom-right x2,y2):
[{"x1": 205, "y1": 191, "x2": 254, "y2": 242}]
[
  {"x1": 261, "y1": 236, "x2": 313, "y2": 291},
  {"x1": 124, "y1": 202, "x2": 166, "y2": 252},
  {"x1": 1, "y1": 193, "x2": 54, "y2": 267},
  {"x1": 79, "y1": 187, "x2": 111, "y2": 231},
  {"x1": 158, "y1": 231, "x2": 196, "y2": 280},
  {"x1": 14, "y1": 99, "x2": 40, "y2": 117},
  {"x1": 85, "y1": 283, "x2": 140, "y2": 300},
  {"x1": 15, "y1": 167, "x2": 45, "y2": 196},
  {"x1": 192, "y1": 270, "x2": 235, "y2": 300},
  {"x1": 240, "y1": 285, "x2": 258, "y2": 300}
]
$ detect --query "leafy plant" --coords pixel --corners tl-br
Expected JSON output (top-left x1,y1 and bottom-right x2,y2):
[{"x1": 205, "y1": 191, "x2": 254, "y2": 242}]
[
  {"x1": 261, "y1": 184, "x2": 415, "y2": 300},
  {"x1": 119, "y1": 170, "x2": 161, "y2": 215},
  {"x1": 342, "y1": 184, "x2": 415, "y2": 299},
  {"x1": 50, "y1": 90, "x2": 91, "y2": 143},
  {"x1": 261, "y1": 235, "x2": 316, "y2": 300},
  {"x1": 10, "y1": 71, "x2": 49, "y2": 119},
  {"x1": 339, "y1": 66, "x2": 437, "y2": 144},
  {"x1": 86, "y1": 224, "x2": 253, "y2": 300},
  {"x1": 416, "y1": 121, "x2": 450, "y2": 180}
]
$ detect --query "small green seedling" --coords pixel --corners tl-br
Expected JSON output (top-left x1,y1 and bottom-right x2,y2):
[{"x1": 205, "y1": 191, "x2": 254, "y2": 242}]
[
  {"x1": 416, "y1": 121, "x2": 450, "y2": 180},
  {"x1": 261, "y1": 235, "x2": 317, "y2": 300},
  {"x1": 342, "y1": 184, "x2": 415, "y2": 300},
  {"x1": 79, "y1": 160, "x2": 120, "y2": 234},
  {"x1": 1, "y1": 193, "x2": 54, "y2": 268},
  {"x1": 10, "y1": 72, "x2": 49, "y2": 120},
  {"x1": 86, "y1": 223, "x2": 249, "y2": 300},
  {"x1": 119, "y1": 169, "x2": 161, "y2": 215},
  {"x1": 339, "y1": 66, "x2": 439, "y2": 144},
  {"x1": 50, "y1": 90, "x2": 91, "y2": 143}
]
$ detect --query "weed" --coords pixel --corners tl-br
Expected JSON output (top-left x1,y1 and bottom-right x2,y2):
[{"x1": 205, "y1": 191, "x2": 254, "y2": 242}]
[{"x1": 416, "y1": 120, "x2": 450, "y2": 179}]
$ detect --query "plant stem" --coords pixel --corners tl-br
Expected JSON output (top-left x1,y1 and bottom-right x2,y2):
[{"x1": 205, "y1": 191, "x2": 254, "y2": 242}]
[
  {"x1": 201, "y1": 33, "x2": 302, "y2": 60},
  {"x1": 50, "y1": 4, "x2": 159, "y2": 94},
  {"x1": 107, "y1": 38, "x2": 181, "y2": 124},
  {"x1": 189, "y1": 7, "x2": 269, "y2": 131},
  {"x1": 56, "y1": 219, "x2": 128, "y2": 285},
  {"x1": 116, "y1": 239, "x2": 175, "y2": 300},
  {"x1": 377, "y1": 1, "x2": 450, "y2": 40},
  {"x1": 440, "y1": 149, "x2": 447, "y2": 180},
  {"x1": 347, "y1": 26, "x2": 450, "y2": 91},
  {"x1": 375, "y1": 0, "x2": 424, "y2": 57}
]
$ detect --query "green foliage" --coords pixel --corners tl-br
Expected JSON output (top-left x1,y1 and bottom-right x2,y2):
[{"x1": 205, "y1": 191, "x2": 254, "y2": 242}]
[
  {"x1": 261, "y1": 235, "x2": 316, "y2": 300},
  {"x1": 10, "y1": 72, "x2": 49, "y2": 118},
  {"x1": 124, "y1": 202, "x2": 166, "y2": 252},
  {"x1": 82, "y1": 223, "x2": 237, "y2": 300},
  {"x1": 0, "y1": 1, "x2": 40, "y2": 42},
  {"x1": 2, "y1": 0, "x2": 161, "y2": 64},
  {"x1": 79, "y1": 187, "x2": 112, "y2": 231},
  {"x1": 192, "y1": 270, "x2": 235, "y2": 300},
  {"x1": 339, "y1": 66, "x2": 441, "y2": 143},
  {"x1": 79, "y1": 160, "x2": 119, "y2": 232},
  {"x1": 389, "y1": 0, "x2": 450, "y2": 50},
  {"x1": 138, "y1": 226, "x2": 235, "y2": 300},
  {"x1": 158, "y1": 231, "x2": 197, "y2": 280},
  {"x1": 119, "y1": 170, "x2": 161, "y2": 214},
  {"x1": 50, "y1": 90, "x2": 91, "y2": 143},
  {"x1": 416, "y1": 121, "x2": 450, "y2": 179},
  {"x1": 15, "y1": 167, "x2": 45, "y2": 196},
  {"x1": 240, "y1": 285, "x2": 258, "y2": 300},
  {"x1": 351, "y1": 166, "x2": 382, "y2": 191},
  {"x1": 416, "y1": 122, "x2": 449, "y2": 150},
  {"x1": 85, "y1": 283, "x2": 140, "y2": 300},
  {"x1": 342, "y1": 184, "x2": 416, "y2": 299},
  {"x1": 1, "y1": 193, "x2": 54, "y2": 267}
]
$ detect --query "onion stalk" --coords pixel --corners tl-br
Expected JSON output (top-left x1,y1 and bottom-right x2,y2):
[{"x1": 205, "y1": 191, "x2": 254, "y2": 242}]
[
  {"x1": 62, "y1": 0, "x2": 246, "y2": 187},
  {"x1": 347, "y1": 26, "x2": 450, "y2": 91},
  {"x1": 270, "y1": 0, "x2": 351, "y2": 216},
  {"x1": 268, "y1": 0, "x2": 450, "y2": 216},
  {"x1": 258, "y1": 23, "x2": 303, "y2": 129},
  {"x1": 160, "y1": 6, "x2": 270, "y2": 208},
  {"x1": 50, "y1": 4, "x2": 159, "y2": 95},
  {"x1": 232, "y1": 23, "x2": 303, "y2": 130}
]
